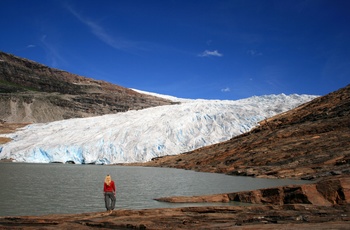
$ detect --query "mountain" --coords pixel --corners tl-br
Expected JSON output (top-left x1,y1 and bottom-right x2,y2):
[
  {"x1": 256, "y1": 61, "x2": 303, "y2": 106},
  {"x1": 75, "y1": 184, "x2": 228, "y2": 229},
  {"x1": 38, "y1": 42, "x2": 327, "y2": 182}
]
[
  {"x1": 0, "y1": 51, "x2": 175, "y2": 123},
  {"x1": 143, "y1": 84, "x2": 350, "y2": 180},
  {"x1": 0, "y1": 92, "x2": 317, "y2": 164}
]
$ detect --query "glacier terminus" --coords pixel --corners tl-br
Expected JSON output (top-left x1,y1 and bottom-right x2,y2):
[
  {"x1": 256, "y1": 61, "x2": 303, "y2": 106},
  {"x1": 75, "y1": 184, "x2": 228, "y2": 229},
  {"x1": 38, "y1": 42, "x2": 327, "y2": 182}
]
[{"x1": 0, "y1": 92, "x2": 318, "y2": 164}]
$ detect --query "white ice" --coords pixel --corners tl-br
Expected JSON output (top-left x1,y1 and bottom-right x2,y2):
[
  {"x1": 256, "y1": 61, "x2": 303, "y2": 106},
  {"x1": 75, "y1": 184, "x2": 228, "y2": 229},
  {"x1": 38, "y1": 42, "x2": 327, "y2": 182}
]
[{"x1": 0, "y1": 92, "x2": 318, "y2": 164}]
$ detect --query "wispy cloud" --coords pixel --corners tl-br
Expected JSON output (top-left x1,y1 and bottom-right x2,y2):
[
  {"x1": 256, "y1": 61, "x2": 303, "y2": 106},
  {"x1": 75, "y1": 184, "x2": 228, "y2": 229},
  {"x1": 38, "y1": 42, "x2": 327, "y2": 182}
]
[
  {"x1": 198, "y1": 50, "x2": 223, "y2": 57},
  {"x1": 221, "y1": 87, "x2": 230, "y2": 92},
  {"x1": 40, "y1": 35, "x2": 66, "y2": 67},
  {"x1": 247, "y1": 49, "x2": 262, "y2": 57},
  {"x1": 26, "y1": 44, "x2": 36, "y2": 48},
  {"x1": 65, "y1": 5, "x2": 135, "y2": 51}
]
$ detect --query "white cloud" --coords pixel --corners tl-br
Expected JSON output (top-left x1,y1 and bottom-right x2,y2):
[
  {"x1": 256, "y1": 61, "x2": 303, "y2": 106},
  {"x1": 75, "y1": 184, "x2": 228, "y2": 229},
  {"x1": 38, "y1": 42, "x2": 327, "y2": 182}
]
[
  {"x1": 221, "y1": 87, "x2": 230, "y2": 92},
  {"x1": 26, "y1": 44, "x2": 36, "y2": 48},
  {"x1": 198, "y1": 50, "x2": 223, "y2": 57}
]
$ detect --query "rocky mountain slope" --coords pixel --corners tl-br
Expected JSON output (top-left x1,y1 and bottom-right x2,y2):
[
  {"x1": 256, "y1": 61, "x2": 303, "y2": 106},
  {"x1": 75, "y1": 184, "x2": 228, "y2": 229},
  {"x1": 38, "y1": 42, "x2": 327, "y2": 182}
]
[
  {"x1": 142, "y1": 84, "x2": 350, "y2": 180},
  {"x1": 0, "y1": 51, "x2": 175, "y2": 123}
]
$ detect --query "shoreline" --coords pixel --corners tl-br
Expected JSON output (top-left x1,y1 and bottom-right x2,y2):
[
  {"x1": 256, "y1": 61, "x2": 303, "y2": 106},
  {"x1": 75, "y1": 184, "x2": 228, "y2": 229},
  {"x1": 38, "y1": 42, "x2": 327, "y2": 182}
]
[
  {"x1": 1, "y1": 205, "x2": 349, "y2": 230},
  {"x1": 1, "y1": 175, "x2": 349, "y2": 229}
]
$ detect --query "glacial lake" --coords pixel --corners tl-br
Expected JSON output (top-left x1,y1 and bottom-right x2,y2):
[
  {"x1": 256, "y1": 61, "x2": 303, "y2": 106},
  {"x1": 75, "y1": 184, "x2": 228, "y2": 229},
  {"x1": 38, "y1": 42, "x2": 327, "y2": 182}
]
[{"x1": 0, "y1": 162, "x2": 310, "y2": 216}]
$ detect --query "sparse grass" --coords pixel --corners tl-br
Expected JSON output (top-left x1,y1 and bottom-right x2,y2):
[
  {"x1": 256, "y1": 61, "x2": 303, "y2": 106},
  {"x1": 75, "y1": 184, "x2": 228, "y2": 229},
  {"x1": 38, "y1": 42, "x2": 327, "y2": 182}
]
[{"x1": 0, "y1": 79, "x2": 39, "y2": 92}]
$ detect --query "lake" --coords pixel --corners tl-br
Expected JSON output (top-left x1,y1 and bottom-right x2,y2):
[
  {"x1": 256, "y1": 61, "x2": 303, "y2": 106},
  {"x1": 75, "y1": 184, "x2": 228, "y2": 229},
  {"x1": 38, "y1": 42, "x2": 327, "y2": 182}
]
[{"x1": 0, "y1": 162, "x2": 309, "y2": 216}]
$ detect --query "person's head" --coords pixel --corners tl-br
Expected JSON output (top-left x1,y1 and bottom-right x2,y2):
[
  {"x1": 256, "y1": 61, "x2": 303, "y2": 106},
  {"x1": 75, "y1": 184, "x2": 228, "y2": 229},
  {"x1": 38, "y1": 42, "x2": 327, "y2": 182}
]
[{"x1": 105, "y1": 174, "x2": 112, "y2": 186}]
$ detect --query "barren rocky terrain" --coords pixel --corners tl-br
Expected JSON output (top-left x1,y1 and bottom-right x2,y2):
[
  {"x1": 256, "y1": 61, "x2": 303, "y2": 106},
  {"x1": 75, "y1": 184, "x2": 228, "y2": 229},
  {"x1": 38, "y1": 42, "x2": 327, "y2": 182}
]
[
  {"x1": 0, "y1": 51, "x2": 175, "y2": 123},
  {"x1": 0, "y1": 51, "x2": 349, "y2": 229}
]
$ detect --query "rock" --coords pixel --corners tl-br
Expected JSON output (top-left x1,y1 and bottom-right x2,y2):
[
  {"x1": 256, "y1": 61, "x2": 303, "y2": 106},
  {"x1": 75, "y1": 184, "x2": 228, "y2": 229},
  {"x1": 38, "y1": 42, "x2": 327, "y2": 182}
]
[
  {"x1": 0, "y1": 203, "x2": 349, "y2": 229},
  {"x1": 331, "y1": 171, "x2": 343, "y2": 175},
  {"x1": 0, "y1": 51, "x2": 176, "y2": 123},
  {"x1": 156, "y1": 176, "x2": 348, "y2": 207},
  {"x1": 316, "y1": 176, "x2": 350, "y2": 205},
  {"x1": 155, "y1": 194, "x2": 230, "y2": 203}
]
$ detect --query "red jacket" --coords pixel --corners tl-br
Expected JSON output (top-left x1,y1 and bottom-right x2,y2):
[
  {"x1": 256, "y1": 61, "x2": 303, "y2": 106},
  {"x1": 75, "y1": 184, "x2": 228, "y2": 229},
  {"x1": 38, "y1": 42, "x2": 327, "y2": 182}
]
[{"x1": 104, "y1": 181, "x2": 116, "y2": 193}]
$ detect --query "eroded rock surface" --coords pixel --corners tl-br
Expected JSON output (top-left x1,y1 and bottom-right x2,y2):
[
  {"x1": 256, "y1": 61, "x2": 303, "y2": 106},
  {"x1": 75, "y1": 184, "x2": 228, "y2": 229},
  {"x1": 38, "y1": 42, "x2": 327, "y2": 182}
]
[
  {"x1": 155, "y1": 176, "x2": 350, "y2": 206},
  {"x1": 0, "y1": 204, "x2": 349, "y2": 229}
]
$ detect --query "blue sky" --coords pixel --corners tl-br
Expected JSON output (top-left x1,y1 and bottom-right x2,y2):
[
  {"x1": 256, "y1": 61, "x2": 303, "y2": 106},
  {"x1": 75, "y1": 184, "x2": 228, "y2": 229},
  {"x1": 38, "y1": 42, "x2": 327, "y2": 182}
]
[{"x1": 1, "y1": 0, "x2": 349, "y2": 100}]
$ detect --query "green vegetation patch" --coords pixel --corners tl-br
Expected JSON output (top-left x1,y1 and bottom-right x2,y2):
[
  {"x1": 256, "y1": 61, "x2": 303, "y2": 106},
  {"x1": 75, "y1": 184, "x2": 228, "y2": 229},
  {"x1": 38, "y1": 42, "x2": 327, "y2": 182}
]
[{"x1": 0, "y1": 79, "x2": 38, "y2": 92}]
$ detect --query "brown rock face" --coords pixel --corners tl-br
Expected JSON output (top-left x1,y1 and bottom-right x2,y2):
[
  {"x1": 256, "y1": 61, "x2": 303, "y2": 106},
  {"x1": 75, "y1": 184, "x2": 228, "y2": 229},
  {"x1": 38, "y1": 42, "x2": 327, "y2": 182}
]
[
  {"x1": 0, "y1": 51, "x2": 176, "y2": 123},
  {"x1": 155, "y1": 176, "x2": 349, "y2": 206},
  {"x1": 142, "y1": 84, "x2": 350, "y2": 180}
]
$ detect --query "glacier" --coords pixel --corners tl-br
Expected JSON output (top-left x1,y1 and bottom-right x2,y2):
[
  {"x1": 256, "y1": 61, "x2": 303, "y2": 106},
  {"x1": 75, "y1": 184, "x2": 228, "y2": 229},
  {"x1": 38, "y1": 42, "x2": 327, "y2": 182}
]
[{"x1": 0, "y1": 93, "x2": 318, "y2": 164}]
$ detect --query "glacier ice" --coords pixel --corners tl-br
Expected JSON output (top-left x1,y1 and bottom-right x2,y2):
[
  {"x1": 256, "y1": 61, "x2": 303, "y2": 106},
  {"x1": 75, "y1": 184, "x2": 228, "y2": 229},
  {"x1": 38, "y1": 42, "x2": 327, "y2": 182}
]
[{"x1": 0, "y1": 93, "x2": 318, "y2": 164}]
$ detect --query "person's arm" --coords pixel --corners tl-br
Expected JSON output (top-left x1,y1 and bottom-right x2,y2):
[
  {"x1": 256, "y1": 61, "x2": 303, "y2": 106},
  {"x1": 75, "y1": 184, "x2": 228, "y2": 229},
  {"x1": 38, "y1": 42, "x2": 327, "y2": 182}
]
[{"x1": 112, "y1": 181, "x2": 116, "y2": 194}]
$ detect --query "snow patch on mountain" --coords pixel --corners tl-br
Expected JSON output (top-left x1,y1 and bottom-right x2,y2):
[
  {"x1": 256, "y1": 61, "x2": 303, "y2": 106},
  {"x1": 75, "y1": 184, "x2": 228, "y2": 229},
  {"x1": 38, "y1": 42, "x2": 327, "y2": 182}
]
[
  {"x1": 132, "y1": 89, "x2": 193, "y2": 103},
  {"x1": 0, "y1": 94, "x2": 318, "y2": 164}
]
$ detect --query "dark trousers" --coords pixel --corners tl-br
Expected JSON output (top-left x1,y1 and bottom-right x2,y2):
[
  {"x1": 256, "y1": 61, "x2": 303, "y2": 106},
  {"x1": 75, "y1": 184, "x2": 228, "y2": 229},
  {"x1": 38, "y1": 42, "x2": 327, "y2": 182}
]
[{"x1": 104, "y1": 192, "x2": 116, "y2": 210}]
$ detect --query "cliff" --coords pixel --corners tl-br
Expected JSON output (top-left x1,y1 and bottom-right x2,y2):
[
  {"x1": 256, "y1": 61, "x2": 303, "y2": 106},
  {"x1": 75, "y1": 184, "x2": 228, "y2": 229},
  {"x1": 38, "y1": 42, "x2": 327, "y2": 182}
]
[{"x1": 0, "y1": 51, "x2": 176, "y2": 123}]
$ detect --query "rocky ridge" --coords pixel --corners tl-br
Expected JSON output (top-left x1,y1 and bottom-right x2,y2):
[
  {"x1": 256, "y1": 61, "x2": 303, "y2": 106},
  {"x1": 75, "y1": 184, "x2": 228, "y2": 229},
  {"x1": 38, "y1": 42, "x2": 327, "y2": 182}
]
[
  {"x1": 156, "y1": 175, "x2": 350, "y2": 206},
  {"x1": 0, "y1": 51, "x2": 176, "y2": 123}
]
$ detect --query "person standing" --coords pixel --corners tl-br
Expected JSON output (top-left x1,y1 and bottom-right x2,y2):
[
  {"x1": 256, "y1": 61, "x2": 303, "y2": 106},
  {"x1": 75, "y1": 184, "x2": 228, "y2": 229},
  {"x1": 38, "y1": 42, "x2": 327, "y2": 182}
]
[{"x1": 103, "y1": 174, "x2": 116, "y2": 213}]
